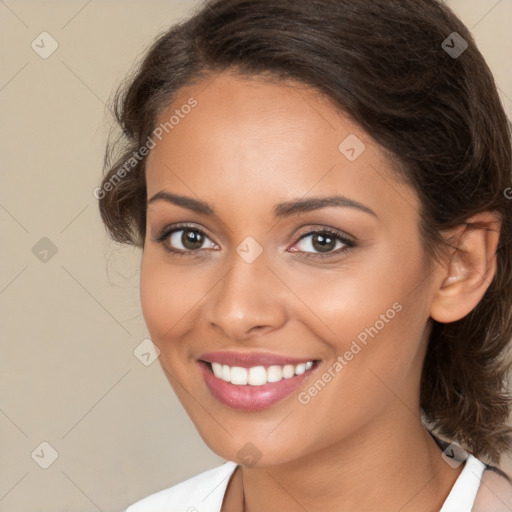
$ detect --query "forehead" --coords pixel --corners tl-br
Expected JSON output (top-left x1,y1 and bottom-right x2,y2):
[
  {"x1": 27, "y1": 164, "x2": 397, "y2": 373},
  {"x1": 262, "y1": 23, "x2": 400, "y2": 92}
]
[{"x1": 145, "y1": 71, "x2": 418, "y2": 222}]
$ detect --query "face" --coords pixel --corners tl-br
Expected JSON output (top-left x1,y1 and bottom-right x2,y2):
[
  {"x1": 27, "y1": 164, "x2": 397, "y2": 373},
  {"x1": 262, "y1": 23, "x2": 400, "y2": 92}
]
[{"x1": 141, "y1": 71, "x2": 438, "y2": 467}]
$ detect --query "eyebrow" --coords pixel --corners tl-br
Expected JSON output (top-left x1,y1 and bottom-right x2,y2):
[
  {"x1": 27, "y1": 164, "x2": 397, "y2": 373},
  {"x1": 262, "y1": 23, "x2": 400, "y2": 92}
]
[{"x1": 147, "y1": 191, "x2": 377, "y2": 218}]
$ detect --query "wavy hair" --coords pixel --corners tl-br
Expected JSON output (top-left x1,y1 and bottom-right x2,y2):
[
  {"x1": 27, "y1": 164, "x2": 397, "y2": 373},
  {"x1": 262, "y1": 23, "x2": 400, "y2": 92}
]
[{"x1": 98, "y1": 0, "x2": 512, "y2": 463}]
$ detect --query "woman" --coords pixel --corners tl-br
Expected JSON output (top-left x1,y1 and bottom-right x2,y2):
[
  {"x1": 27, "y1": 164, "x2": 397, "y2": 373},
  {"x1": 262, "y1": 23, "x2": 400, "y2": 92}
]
[{"x1": 98, "y1": 0, "x2": 512, "y2": 510}]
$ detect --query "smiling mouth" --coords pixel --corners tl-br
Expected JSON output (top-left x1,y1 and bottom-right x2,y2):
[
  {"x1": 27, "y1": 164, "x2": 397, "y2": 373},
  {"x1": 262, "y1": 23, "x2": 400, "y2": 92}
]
[
  {"x1": 201, "y1": 360, "x2": 320, "y2": 386},
  {"x1": 198, "y1": 359, "x2": 321, "y2": 411}
]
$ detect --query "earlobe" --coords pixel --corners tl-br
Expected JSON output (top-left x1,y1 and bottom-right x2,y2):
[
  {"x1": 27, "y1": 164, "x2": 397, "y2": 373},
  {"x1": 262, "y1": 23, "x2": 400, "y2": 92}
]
[{"x1": 430, "y1": 212, "x2": 501, "y2": 324}]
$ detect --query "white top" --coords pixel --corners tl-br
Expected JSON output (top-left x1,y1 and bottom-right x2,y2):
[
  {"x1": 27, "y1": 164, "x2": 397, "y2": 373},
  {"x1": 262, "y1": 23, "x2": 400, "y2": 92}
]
[{"x1": 125, "y1": 454, "x2": 487, "y2": 512}]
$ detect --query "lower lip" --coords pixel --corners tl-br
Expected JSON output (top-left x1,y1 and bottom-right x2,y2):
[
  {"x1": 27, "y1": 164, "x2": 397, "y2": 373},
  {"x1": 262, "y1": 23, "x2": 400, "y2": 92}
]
[{"x1": 198, "y1": 361, "x2": 318, "y2": 411}]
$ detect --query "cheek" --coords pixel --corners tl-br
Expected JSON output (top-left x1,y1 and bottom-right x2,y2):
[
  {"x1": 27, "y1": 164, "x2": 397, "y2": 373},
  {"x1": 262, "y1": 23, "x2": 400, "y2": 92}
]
[
  {"x1": 139, "y1": 253, "x2": 204, "y2": 345},
  {"x1": 286, "y1": 262, "x2": 430, "y2": 442},
  {"x1": 291, "y1": 239, "x2": 431, "y2": 376}
]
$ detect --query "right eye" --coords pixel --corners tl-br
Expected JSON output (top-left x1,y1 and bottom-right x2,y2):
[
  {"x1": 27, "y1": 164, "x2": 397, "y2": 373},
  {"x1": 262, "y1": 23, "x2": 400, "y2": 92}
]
[{"x1": 155, "y1": 224, "x2": 218, "y2": 256}]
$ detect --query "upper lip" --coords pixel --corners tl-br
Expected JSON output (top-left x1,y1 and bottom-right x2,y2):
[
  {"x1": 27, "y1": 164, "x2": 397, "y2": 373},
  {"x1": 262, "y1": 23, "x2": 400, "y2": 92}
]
[{"x1": 198, "y1": 351, "x2": 317, "y2": 368}]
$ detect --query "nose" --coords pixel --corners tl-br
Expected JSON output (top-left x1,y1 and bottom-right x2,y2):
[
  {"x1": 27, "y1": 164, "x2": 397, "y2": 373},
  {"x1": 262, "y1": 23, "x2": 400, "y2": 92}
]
[{"x1": 204, "y1": 247, "x2": 288, "y2": 341}]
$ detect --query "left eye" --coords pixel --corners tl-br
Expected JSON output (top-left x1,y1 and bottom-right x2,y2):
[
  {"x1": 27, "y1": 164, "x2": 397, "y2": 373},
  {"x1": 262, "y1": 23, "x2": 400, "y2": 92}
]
[{"x1": 291, "y1": 230, "x2": 354, "y2": 256}]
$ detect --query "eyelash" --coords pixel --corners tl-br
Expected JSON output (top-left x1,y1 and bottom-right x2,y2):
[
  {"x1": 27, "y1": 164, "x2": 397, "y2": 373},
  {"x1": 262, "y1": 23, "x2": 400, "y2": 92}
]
[{"x1": 154, "y1": 223, "x2": 356, "y2": 260}]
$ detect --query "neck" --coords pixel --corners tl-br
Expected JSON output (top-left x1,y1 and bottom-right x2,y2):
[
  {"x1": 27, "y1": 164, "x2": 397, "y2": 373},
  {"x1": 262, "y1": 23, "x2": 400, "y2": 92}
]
[{"x1": 231, "y1": 409, "x2": 462, "y2": 512}]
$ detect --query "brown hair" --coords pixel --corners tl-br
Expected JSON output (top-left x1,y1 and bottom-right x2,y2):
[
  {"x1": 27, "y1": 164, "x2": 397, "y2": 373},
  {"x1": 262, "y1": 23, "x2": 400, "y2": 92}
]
[{"x1": 98, "y1": 0, "x2": 512, "y2": 463}]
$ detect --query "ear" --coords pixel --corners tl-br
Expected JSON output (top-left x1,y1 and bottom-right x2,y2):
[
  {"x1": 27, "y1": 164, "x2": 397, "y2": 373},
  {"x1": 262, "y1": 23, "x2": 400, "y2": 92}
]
[{"x1": 430, "y1": 211, "x2": 502, "y2": 323}]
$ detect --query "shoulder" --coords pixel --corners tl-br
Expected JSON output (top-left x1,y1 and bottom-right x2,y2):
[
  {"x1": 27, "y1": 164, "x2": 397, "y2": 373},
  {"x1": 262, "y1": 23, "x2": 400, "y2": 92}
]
[
  {"x1": 472, "y1": 464, "x2": 512, "y2": 512},
  {"x1": 125, "y1": 461, "x2": 238, "y2": 512}
]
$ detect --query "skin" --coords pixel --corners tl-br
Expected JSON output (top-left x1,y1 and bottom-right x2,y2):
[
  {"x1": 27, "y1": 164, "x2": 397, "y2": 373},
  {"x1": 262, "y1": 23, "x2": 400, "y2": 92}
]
[{"x1": 140, "y1": 71, "x2": 501, "y2": 511}]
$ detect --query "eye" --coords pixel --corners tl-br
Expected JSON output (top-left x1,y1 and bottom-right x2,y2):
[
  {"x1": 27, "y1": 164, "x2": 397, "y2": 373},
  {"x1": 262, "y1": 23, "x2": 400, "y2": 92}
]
[
  {"x1": 154, "y1": 224, "x2": 356, "y2": 259},
  {"x1": 290, "y1": 228, "x2": 355, "y2": 259},
  {"x1": 155, "y1": 224, "x2": 217, "y2": 256}
]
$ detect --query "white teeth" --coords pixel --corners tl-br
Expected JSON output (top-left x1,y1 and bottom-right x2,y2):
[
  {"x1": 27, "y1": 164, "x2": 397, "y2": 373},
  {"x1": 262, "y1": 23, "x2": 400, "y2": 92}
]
[
  {"x1": 222, "y1": 364, "x2": 231, "y2": 382},
  {"x1": 282, "y1": 364, "x2": 295, "y2": 379},
  {"x1": 230, "y1": 367, "x2": 248, "y2": 385},
  {"x1": 208, "y1": 361, "x2": 316, "y2": 386},
  {"x1": 267, "y1": 365, "x2": 283, "y2": 383},
  {"x1": 295, "y1": 363, "x2": 306, "y2": 375},
  {"x1": 248, "y1": 366, "x2": 267, "y2": 386},
  {"x1": 212, "y1": 362, "x2": 223, "y2": 378}
]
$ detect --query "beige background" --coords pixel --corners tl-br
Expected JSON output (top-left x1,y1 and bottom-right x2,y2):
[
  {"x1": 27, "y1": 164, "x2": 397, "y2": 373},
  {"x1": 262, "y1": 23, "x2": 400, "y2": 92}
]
[{"x1": 1, "y1": 1, "x2": 511, "y2": 511}]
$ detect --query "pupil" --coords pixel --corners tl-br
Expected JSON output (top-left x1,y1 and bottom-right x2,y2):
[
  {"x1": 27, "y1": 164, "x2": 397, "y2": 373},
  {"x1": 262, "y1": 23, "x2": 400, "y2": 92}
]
[
  {"x1": 183, "y1": 229, "x2": 203, "y2": 250},
  {"x1": 313, "y1": 233, "x2": 335, "y2": 253}
]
